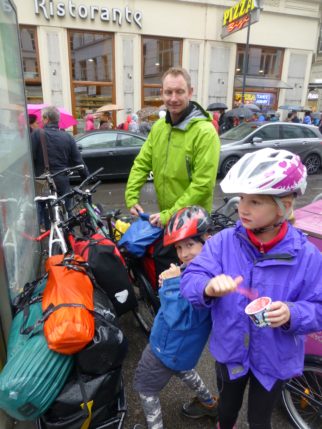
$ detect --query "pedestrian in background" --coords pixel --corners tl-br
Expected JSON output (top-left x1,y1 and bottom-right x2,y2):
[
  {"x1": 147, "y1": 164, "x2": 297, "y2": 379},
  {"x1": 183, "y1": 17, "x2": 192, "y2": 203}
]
[
  {"x1": 28, "y1": 113, "x2": 39, "y2": 133},
  {"x1": 128, "y1": 113, "x2": 140, "y2": 133},
  {"x1": 125, "y1": 67, "x2": 220, "y2": 227},
  {"x1": 85, "y1": 113, "x2": 95, "y2": 131},
  {"x1": 212, "y1": 111, "x2": 220, "y2": 132},
  {"x1": 99, "y1": 111, "x2": 113, "y2": 129},
  {"x1": 303, "y1": 111, "x2": 312, "y2": 125},
  {"x1": 31, "y1": 106, "x2": 89, "y2": 226}
]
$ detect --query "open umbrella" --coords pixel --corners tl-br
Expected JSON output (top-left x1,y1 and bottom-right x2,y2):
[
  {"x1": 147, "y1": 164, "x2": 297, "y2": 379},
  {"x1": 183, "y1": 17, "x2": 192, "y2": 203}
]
[
  {"x1": 96, "y1": 104, "x2": 122, "y2": 113},
  {"x1": 56, "y1": 107, "x2": 78, "y2": 128},
  {"x1": 244, "y1": 103, "x2": 260, "y2": 112},
  {"x1": 27, "y1": 104, "x2": 77, "y2": 129},
  {"x1": 278, "y1": 105, "x2": 303, "y2": 111},
  {"x1": 207, "y1": 102, "x2": 228, "y2": 111},
  {"x1": 136, "y1": 106, "x2": 161, "y2": 120},
  {"x1": 225, "y1": 106, "x2": 254, "y2": 119}
]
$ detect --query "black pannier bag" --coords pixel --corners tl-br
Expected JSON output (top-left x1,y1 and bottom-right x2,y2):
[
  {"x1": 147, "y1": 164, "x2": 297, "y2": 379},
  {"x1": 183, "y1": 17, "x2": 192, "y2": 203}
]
[
  {"x1": 70, "y1": 233, "x2": 137, "y2": 316},
  {"x1": 38, "y1": 368, "x2": 123, "y2": 429},
  {"x1": 142, "y1": 238, "x2": 180, "y2": 290},
  {"x1": 76, "y1": 289, "x2": 128, "y2": 375},
  {"x1": 38, "y1": 289, "x2": 127, "y2": 429}
]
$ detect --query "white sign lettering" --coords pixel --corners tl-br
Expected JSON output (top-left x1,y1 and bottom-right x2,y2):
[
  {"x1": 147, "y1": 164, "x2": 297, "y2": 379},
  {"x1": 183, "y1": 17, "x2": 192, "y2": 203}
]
[{"x1": 34, "y1": 0, "x2": 143, "y2": 29}]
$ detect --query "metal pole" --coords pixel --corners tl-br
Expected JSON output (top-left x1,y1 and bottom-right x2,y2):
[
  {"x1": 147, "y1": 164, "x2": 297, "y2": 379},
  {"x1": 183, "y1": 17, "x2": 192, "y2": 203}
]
[{"x1": 241, "y1": 15, "x2": 251, "y2": 105}]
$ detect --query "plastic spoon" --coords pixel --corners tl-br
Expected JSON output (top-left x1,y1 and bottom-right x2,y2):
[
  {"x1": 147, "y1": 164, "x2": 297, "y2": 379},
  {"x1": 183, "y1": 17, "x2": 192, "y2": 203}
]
[{"x1": 236, "y1": 286, "x2": 259, "y2": 301}]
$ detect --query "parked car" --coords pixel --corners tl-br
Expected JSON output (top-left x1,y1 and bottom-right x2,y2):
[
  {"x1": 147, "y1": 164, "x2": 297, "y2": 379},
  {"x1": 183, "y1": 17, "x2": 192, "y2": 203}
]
[
  {"x1": 74, "y1": 130, "x2": 147, "y2": 180},
  {"x1": 219, "y1": 122, "x2": 322, "y2": 176}
]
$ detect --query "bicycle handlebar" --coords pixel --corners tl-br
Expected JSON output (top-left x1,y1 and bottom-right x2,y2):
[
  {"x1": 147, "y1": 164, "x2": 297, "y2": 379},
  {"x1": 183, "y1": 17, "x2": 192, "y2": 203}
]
[
  {"x1": 78, "y1": 167, "x2": 104, "y2": 189},
  {"x1": 35, "y1": 164, "x2": 85, "y2": 181}
]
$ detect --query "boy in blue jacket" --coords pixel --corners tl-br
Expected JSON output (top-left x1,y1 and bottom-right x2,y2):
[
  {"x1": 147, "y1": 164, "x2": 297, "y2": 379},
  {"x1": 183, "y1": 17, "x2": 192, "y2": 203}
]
[
  {"x1": 133, "y1": 206, "x2": 218, "y2": 429},
  {"x1": 181, "y1": 148, "x2": 322, "y2": 429}
]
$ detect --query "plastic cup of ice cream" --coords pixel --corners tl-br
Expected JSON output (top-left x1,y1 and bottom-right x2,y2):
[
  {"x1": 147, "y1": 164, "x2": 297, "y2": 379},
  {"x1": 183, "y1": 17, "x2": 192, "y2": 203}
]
[{"x1": 245, "y1": 296, "x2": 272, "y2": 328}]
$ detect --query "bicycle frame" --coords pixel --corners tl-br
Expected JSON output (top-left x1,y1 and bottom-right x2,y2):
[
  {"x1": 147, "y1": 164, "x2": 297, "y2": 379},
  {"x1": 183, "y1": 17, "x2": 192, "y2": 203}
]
[{"x1": 34, "y1": 165, "x2": 85, "y2": 256}]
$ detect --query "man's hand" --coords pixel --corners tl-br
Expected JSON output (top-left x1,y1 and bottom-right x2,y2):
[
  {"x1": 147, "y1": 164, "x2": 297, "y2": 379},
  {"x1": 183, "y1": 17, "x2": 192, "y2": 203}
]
[
  {"x1": 264, "y1": 301, "x2": 291, "y2": 328},
  {"x1": 204, "y1": 275, "x2": 243, "y2": 298},
  {"x1": 130, "y1": 204, "x2": 144, "y2": 216},
  {"x1": 149, "y1": 212, "x2": 162, "y2": 227}
]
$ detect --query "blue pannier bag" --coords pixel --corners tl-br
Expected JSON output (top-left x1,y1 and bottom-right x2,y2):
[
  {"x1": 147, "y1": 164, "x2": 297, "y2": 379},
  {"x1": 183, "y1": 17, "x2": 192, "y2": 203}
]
[
  {"x1": 0, "y1": 277, "x2": 73, "y2": 421},
  {"x1": 118, "y1": 213, "x2": 163, "y2": 257}
]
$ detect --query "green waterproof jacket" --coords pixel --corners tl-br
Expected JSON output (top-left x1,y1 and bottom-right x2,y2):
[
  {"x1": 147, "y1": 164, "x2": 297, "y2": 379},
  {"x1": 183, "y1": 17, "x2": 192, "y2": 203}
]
[{"x1": 125, "y1": 102, "x2": 220, "y2": 225}]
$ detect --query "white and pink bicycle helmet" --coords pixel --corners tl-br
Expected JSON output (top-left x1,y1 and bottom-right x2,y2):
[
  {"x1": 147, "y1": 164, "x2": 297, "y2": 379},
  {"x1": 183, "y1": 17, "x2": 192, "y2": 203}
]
[{"x1": 220, "y1": 148, "x2": 307, "y2": 197}]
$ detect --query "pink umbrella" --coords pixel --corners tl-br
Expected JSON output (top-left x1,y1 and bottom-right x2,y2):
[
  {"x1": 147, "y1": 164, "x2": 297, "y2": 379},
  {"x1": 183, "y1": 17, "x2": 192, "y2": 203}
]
[{"x1": 26, "y1": 104, "x2": 78, "y2": 129}]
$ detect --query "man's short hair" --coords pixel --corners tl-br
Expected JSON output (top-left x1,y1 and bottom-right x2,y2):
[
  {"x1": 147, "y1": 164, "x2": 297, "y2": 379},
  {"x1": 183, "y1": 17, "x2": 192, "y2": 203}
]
[
  {"x1": 42, "y1": 106, "x2": 60, "y2": 123},
  {"x1": 161, "y1": 67, "x2": 191, "y2": 89}
]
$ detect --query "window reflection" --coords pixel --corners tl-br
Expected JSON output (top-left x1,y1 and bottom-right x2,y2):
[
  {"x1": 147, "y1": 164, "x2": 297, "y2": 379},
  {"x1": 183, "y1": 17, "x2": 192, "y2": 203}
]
[
  {"x1": 236, "y1": 45, "x2": 283, "y2": 79},
  {"x1": 70, "y1": 31, "x2": 113, "y2": 82},
  {"x1": 69, "y1": 30, "x2": 114, "y2": 133},
  {"x1": 19, "y1": 26, "x2": 43, "y2": 103},
  {"x1": 142, "y1": 37, "x2": 182, "y2": 107}
]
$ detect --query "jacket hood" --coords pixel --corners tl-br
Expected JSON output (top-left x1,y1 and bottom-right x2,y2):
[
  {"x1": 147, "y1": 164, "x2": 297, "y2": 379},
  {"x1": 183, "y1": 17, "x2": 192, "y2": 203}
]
[{"x1": 174, "y1": 101, "x2": 212, "y2": 131}]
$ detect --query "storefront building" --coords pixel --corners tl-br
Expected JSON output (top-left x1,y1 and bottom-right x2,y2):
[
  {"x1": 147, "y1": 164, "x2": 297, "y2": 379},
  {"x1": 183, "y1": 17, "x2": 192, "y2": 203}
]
[{"x1": 14, "y1": 0, "x2": 322, "y2": 130}]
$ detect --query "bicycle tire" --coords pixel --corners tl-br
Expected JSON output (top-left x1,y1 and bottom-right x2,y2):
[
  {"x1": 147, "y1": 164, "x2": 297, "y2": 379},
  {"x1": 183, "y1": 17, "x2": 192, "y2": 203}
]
[
  {"x1": 282, "y1": 358, "x2": 322, "y2": 429},
  {"x1": 131, "y1": 269, "x2": 160, "y2": 335}
]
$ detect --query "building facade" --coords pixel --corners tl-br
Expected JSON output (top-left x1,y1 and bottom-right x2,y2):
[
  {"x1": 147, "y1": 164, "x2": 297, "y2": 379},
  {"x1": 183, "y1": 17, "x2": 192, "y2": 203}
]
[{"x1": 15, "y1": 0, "x2": 322, "y2": 130}]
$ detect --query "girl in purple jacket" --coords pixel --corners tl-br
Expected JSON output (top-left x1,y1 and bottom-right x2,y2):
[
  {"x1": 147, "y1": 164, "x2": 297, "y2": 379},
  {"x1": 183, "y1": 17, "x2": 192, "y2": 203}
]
[{"x1": 181, "y1": 148, "x2": 322, "y2": 429}]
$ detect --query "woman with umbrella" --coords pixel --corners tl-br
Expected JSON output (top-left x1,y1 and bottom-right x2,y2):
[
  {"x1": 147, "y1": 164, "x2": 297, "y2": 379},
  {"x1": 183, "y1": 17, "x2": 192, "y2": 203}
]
[{"x1": 207, "y1": 102, "x2": 228, "y2": 131}]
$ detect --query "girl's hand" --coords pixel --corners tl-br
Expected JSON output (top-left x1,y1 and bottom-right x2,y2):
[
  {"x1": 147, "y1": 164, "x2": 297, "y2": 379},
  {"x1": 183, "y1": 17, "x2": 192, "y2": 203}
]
[
  {"x1": 264, "y1": 301, "x2": 290, "y2": 328},
  {"x1": 204, "y1": 275, "x2": 243, "y2": 298},
  {"x1": 159, "y1": 263, "x2": 181, "y2": 287}
]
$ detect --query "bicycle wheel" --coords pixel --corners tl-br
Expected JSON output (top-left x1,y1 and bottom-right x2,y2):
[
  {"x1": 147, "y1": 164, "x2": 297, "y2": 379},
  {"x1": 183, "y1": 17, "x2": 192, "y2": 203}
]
[
  {"x1": 282, "y1": 359, "x2": 322, "y2": 429},
  {"x1": 130, "y1": 269, "x2": 160, "y2": 335}
]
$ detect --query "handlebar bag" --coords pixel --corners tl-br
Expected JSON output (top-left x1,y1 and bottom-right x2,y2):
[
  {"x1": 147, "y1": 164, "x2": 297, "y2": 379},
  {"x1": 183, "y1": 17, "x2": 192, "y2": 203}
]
[
  {"x1": 118, "y1": 216, "x2": 163, "y2": 257},
  {"x1": 70, "y1": 233, "x2": 137, "y2": 316},
  {"x1": 0, "y1": 277, "x2": 73, "y2": 421},
  {"x1": 42, "y1": 254, "x2": 94, "y2": 354}
]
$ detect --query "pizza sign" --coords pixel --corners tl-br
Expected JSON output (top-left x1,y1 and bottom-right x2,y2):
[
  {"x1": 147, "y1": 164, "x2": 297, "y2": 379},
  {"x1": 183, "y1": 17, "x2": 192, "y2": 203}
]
[{"x1": 221, "y1": 0, "x2": 261, "y2": 39}]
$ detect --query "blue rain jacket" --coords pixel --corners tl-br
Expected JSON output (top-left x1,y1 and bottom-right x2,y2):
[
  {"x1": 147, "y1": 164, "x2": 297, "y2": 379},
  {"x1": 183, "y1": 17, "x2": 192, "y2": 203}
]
[{"x1": 150, "y1": 276, "x2": 211, "y2": 371}]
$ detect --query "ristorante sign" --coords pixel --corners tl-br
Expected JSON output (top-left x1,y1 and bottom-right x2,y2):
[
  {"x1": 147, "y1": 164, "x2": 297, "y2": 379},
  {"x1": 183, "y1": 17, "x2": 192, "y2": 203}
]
[
  {"x1": 221, "y1": 0, "x2": 261, "y2": 39},
  {"x1": 34, "y1": 0, "x2": 143, "y2": 29}
]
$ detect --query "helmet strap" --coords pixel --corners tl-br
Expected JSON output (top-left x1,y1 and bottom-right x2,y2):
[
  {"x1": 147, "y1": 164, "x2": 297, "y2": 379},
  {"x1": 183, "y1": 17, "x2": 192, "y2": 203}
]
[{"x1": 251, "y1": 196, "x2": 289, "y2": 234}]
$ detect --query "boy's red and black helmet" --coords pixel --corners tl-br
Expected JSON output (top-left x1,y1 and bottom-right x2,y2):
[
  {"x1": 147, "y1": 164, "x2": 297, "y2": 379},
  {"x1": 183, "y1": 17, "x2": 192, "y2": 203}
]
[{"x1": 164, "y1": 206, "x2": 212, "y2": 246}]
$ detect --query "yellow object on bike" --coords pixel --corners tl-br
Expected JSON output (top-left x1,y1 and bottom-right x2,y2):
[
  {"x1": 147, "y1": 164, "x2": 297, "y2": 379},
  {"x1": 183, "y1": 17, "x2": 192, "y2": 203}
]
[{"x1": 114, "y1": 219, "x2": 131, "y2": 241}]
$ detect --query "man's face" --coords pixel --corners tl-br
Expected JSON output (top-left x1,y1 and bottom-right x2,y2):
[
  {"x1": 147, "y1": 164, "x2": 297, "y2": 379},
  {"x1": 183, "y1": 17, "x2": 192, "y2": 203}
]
[{"x1": 161, "y1": 74, "x2": 193, "y2": 122}]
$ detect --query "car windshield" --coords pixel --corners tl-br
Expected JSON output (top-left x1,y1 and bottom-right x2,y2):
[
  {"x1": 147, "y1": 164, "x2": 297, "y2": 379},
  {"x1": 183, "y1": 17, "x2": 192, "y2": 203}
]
[{"x1": 221, "y1": 123, "x2": 260, "y2": 140}]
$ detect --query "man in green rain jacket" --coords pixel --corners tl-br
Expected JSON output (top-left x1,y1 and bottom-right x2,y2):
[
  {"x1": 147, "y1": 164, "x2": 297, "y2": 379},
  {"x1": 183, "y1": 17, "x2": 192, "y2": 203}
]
[{"x1": 125, "y1": 67, "x2": 220, "y2": 226}]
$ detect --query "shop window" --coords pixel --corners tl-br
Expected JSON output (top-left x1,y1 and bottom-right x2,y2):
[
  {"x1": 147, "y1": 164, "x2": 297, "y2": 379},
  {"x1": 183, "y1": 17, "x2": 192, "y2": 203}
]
[
  {"x1": 69, "y1": 30, "x2": 114, "y2": 133},
  {"x1": 142, "y1": 36, "x2": 182, "y2": 107},
  {"x1": 19, "y1": 26, "x2": 43, "y2": 103},
  {"x1": 236, "y1": 45, "x2": 284, "y2": 79}
]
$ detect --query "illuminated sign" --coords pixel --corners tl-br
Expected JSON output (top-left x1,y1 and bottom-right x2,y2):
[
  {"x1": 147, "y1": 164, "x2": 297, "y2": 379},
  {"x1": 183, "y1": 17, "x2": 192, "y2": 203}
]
[
  {"x1": 221, "y1": 0, "x2": 261, "y2": 39},
  {"x1": 235, "y1": 92, "x2": 272, "y2": 105},
  {"x1": 34, "y1": 0, "x2": 143, "y2": 29}
]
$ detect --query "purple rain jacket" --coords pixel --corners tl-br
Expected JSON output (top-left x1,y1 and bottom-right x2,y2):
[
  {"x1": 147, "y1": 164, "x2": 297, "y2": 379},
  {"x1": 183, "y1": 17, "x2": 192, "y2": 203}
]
[{"x1": 180, "y1": 221, "x2": 322, "y2": 391}]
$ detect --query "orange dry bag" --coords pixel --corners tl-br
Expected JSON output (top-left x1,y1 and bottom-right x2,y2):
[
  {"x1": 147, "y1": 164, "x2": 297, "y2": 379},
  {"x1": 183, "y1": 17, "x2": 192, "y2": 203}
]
[{"x1": 42, "y1": 254, "x2": 95, "y2": 354}]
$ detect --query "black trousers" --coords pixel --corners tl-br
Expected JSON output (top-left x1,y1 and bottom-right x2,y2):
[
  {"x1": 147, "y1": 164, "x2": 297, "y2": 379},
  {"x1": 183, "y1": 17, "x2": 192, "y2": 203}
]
[{"x1": 216, "y1": 362, "x2": 284, "y2": 429}]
